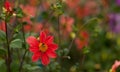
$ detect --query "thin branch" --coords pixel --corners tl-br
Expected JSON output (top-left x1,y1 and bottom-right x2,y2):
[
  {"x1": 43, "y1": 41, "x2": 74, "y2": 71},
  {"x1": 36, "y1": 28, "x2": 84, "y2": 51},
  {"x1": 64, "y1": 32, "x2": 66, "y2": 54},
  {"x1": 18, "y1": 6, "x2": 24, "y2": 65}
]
[
  {"x1": 18, "y1": 23, "x2": 28, "y2": 72},
  {"x1": 58, "y1": 16, "x2": 61, "y2": 47},
  {"x1": 68, "y1": 18, "x2": 98, "y2": 53},
  {"x1": 19, "y1": 49, "x2": 28, "y2": 72},
  {"x1": 68, "y1": 23, "x2": 87, "y2": 51},
  {"x1": 5, "y1": 20, "x2": 11, "y2": 72}
]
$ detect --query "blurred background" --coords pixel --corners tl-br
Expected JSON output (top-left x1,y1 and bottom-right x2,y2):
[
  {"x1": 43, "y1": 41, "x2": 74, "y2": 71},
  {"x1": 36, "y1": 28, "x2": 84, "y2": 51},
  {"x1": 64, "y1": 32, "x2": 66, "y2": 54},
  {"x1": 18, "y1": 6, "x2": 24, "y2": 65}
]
[{"x1": 0, "y1": 0, "x2": 120, "y2": 72}]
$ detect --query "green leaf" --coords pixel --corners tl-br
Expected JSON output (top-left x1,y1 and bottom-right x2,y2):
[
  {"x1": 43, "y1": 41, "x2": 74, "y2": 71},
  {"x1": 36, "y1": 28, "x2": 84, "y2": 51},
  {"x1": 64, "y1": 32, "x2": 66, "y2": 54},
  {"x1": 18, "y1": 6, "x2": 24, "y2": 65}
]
[
  {"x1": 0, "y1": 30, "x2": 6, "y2": 41},
  {"x1": 82, "y1": 47, "x2": 90, "y2": 54},
  {"x1": 15, "y1": 7, "x2": 24, "y2": 18},
  {"x1": 10, "y1": 39, "x2": 22, "y2": 48},
  {"x1": 85, "y1": 18, "x2": 98, "y2": 32},
  {"x1": 25, "y1": 32, "x2": 37, "y2": 38},
  {"x1": 23, "y1": 64, "x2": 40, "y2": 71},
  {"x1": 14, "y1": 24, "x2": 22, "y2": 33},
  {"x1": 0, "y1": 48, "x2": 6, "y2": 55},
  {"x1": 63, "y1": 48, "x2": 69, "y2": 55},
  {"x1": 0, "y1": 59, "x2": 5, "y2": 67}
]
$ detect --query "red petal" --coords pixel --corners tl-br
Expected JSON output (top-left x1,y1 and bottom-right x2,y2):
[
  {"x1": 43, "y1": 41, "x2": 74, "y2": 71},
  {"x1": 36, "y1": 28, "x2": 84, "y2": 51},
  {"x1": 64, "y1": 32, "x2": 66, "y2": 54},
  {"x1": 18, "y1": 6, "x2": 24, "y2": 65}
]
[
  {"x1": 26, "y1": 36, "x2": 39, "y2": 47},
  {"x1": 40, "y1": 31, "x2": 46, "y2": 43},
  {"x1": 48, "y1": 43, "x2": 58, "y2": 51},
  {"x1": 46, "y1": 50, "x2": 57, "y2": 58},
  {"x1": 41, "y1": 53, "x2": 50, "y2": 66},
  {"x1": 4, "y1": 1, "x2": 11, "y2": 11},
  {"x1": 45, "y1": 36, "x2": 53, "y2": 44},
  {"x1": 29, "y1": 47, "x2": 39, "y2": 53},
  {"x1": 32, "y1": 52, "x2": 41, "y2": 62}
]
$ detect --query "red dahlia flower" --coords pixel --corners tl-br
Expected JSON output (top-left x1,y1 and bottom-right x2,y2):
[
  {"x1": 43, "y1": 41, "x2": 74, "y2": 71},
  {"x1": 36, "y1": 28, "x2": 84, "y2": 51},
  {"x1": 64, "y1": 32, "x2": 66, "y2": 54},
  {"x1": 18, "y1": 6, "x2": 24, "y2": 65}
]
[{"x1": 26, "y1": 31, "x2": 58, "y2": 65}]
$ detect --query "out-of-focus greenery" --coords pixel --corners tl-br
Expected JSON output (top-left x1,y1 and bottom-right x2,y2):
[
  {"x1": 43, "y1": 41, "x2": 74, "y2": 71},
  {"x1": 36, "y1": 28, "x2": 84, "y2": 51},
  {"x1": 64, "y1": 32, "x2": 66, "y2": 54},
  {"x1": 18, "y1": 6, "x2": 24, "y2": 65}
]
[{"x1": 0, "y1": 0, "x2": 120, "y2": 72}]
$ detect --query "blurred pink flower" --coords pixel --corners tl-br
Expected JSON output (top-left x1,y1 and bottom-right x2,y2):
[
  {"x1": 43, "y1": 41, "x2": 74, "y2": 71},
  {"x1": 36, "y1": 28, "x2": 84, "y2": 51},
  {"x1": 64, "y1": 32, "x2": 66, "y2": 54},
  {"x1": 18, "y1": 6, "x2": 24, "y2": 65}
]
[
  {"x1": 20, "y1": 4, "x2": 37, "y2": 17},
  {"x1": 84, "y1": 0, "x2": 99, "y2": 16},
  {"x1": 116, "y1": 0, "x2": 120, "y2": 6},
  {"x1": 65, "y1": 0, "x2": 79, "y2": 9},
  {"x1": 60, "y1": 15, "x2": 74, "y2": 36},
  {"x1": 111, "y1": 60, "x2": 120, "y2": 72},
  {"x1": 20, "y1": 4, "x2": 37, "y2": 32},
  {"x1": 22, "y1": 17, "x2": 33, "y2": 25},
  {"x1": 40, "y1": 1, "x2": 50, "y2": 11},
  {"x1": 76, "y1": 0, "x2": 100, "y2": 18},
  {"x1": 33, "y1": 23, "x2": 43, "y2": 33}
]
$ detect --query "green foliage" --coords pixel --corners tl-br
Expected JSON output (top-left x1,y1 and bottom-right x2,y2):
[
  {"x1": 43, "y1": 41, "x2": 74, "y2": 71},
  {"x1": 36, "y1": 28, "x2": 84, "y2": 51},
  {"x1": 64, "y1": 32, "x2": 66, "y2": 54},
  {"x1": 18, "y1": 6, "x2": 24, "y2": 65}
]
[
  {"x1": 10, "y1": 39, "x2": 22, "y2": 49},
  {"x1": 0, "y1": 0, "x2": 119, "y2": 72},
  {"x1": 82, "y1": 47, "x2": 90, "y2": 54},
  {"x1": 23, "y1": 64, "x2": 40, "y2": 71},
  {"x1": 0, "y1": 30, "x2": 6, "y2": 41},
  {"x1": 0, "y1": 48, "x2": 6, "y2": 55},
  {"x1": 14, "y1": 7, "x2": 24, "y2": 18}
]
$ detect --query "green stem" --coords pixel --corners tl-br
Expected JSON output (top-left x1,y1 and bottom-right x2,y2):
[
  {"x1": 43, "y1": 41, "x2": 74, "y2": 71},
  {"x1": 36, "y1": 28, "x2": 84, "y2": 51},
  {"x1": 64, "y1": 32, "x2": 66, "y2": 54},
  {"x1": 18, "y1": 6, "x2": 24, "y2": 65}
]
[
  {"x1": 18, "y1": 23, "x2": 28, "y2": 72},
  {"x1": 68, "y1": 18, "x2": 96, "y2": 52},
  {"x1": 5, "y1": 20, "x2": 11, "y2": 72},
  {"x1": 19, "y1": 49, "x2": 27, "y2": 72},
  {"x1": 58, "y1": 15, "x2": 61, "y2": 47}
]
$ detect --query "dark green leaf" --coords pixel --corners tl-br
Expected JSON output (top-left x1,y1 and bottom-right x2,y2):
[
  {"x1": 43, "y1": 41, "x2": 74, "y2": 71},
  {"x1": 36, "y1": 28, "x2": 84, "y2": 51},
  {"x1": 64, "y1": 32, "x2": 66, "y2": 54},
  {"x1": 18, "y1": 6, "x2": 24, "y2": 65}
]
[{"x1": 0, "y1": 48, "x2": 6, "y2": 55}]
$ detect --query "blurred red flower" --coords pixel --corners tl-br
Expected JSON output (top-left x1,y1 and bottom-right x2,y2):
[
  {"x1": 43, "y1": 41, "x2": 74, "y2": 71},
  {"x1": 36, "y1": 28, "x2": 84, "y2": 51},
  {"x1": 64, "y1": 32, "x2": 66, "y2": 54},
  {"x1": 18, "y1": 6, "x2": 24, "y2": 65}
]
[
  {"x1": 65, "y1": 0, "x2": 79, "y2": 9},
  {"x1": 28, "y1": 0, "x2": 39, "y2": 6},
  {"x1": 0, "y1": 21, "x2": 6, "y2": 32},
  {"x1": 26, "y1": 31, "x2": 58, "y2": 65},
  {"x1": 76, "y1": 7, "x2": 85, "y2": 19},
  {"x1": 101, "y1": 0, "x2": 109, "y2": 8},
  {"x1": 4, "y1": 1, "x2": 13, "y2": 14},
  {"x1": 20, "y1": 4, "x2": 36, "y2": 17},
  {"x1": 20, "y1": 4, "x2": 37, "y2": 32},
  {"x1": 111, "y1": 60, "x2": 120, "y2": 72},
  {"x1": 83, "y1": 0, "x2": 99, "y2": 16},
  {"x1": 75, "y1": 31, "x2": 89, "y2": 50},
  {"x1": 60, "y1": 15, "x2": 74, "y2": 37},
  {"x1": 33, "y1": 23, "x2": 43, "y2": 33},
  {"x1": 23, "y1": 24, "x2": 32, "y2": 32}
]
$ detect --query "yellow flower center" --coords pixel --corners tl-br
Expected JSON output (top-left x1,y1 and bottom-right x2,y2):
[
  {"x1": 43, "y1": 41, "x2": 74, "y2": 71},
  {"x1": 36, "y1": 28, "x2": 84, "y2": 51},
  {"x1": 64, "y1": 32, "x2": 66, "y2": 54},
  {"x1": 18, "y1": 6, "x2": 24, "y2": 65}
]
[{"x1": 39, "y1": 43, "x2": 48, "y2": 52}]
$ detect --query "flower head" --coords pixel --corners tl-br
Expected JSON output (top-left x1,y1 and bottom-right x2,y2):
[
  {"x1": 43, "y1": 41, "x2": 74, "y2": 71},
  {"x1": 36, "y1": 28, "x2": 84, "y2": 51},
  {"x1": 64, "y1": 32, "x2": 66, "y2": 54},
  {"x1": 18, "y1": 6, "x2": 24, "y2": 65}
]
[
  {"x1": 110, "y1": 60, "x2": 120, "y2": 72},
  {"x1": 4, "y1": 1, "x2": 13, "y2": 14},
  {"x1": 116, "y1": 0, "x2": 120, "y2": 6},
  {"x1": 108, "y1": 13, "x2": 120, "y2": 33},
  {"x1": 26, "y1": 31, "x2": 58, "y2": 65}
]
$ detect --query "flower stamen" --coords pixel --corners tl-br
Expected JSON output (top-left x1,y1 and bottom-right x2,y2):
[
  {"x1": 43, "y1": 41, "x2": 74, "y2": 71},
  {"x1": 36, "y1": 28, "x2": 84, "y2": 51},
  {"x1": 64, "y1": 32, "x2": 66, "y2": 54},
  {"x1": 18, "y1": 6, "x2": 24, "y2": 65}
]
[{"x1": 39, "y1": 43, "x2": 48, "y2": 52}]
